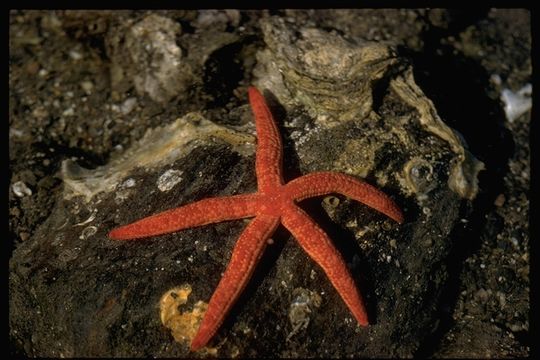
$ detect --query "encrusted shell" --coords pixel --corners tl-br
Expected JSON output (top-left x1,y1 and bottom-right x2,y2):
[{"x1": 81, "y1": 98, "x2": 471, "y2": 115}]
[
  {"x1": 254, "y1": 17, "x2": 399, "y2": 123},
  {"x1": 62, "y1": 113, "x2": 254, "y2": 202},
  {"x1": 254, "y1": 16, "x2": 484, "y2": 200}
]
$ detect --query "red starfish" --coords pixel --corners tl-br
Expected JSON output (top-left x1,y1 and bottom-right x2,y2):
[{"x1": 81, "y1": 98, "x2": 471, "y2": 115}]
[{"x1": 109, "y1": 87, "x2": 404, "y2": 351}]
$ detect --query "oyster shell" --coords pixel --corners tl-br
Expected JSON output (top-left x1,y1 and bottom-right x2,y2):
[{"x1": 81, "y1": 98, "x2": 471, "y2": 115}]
[
  {"x1": 255, "y1": 17, "x2": 399, "y2": 123},
  {"x1": 62, "y1": 113, "x2": 254, "y2": 202},
  {"x1": 254, "y1": 16, "x2": 484, "y2": 199}
]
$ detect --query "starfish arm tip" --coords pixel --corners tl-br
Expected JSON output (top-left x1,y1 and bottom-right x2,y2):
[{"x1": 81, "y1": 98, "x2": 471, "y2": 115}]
[
  {"x1": 352, "y1": 308, "x2": 370, "y2": 327},
  {"x1": 108, "y1": 229, "x2": 120, "y2": 240},
  {"x1": 381, "y1": 199, "x2": 404, "y2": 224},
  {"x1": 189, "y1": 339, "x2": 204, "y2": 352},
  {"x1": 369, "y1": 194, "x2": 406, "y2": 225},
  {"x1": 394, "y1": 211, "x2": 405, "y2": 224},
  {"x1": 108, "y1": 227, "x2": 131, "y2": 240}
]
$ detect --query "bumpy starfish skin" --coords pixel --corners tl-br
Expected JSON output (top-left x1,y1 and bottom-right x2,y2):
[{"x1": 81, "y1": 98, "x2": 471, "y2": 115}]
[{"x1": 109, "y1": 87, "x2": 404, "y2": 351}]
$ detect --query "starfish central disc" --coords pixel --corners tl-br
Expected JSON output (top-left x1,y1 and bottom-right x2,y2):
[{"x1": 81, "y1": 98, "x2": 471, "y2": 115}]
[{"x1": 109, "y1": 87, "x2": 403, "y2": 351}]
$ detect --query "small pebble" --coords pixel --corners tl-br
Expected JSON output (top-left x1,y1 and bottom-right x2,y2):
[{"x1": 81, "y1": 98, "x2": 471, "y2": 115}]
[
  {"x1": 25, "y1": 61, "x2": 40, "y2": 75},
  {"x1": 510, "y1": 237, "x2": 519, "y2": 247},
  {"x1": 501, "y1": 84, "x2": 532, "y2": 122},
  {"x1": 62, "y1": 107, "x2": 75, "y2": 117},
  {"x1": 490, "y1": 74, "x2": 502, "y2": 86},
  {"x1": 494, "y1": 193, "x2": 506, "y2": 207},
  {"x1": 69, "y1": 49, "x2": 83, "y2": 60},
  {"x1": 120, "y1": 97, "x2": 137, "y2": 115},
  {"x1": 10, "y1": 207, "x2": 21, "y2": 217},
  {"x1": 81, "y1": 81, "x2": 94, "y2": 94}
]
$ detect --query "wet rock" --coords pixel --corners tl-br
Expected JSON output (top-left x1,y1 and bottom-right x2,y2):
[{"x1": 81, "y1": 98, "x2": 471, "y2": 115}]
[
  {"x1": 109, "y1": 14, "x2": 191, "y2": 103},
  {"x1": 61, "y1": 112, "x2": 254, "y2": 202},
  {"x1": 10, "y1": 12, "x2": 491, "y2": 359},
  {"x1": 105, "y1": 12, "x2": 240, "y2": 105},
  {"x1": 10, "y1": 140, "x2": 255, "y2": 357}
]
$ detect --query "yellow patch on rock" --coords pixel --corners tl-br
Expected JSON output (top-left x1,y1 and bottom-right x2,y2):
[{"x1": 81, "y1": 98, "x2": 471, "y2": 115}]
[{"x1": 159, "y1": 284, "x2": 216, "y2": 354}]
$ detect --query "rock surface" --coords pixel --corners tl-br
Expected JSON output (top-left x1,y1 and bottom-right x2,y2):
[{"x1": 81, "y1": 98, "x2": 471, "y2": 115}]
[{"x1": 9, "y1": 10, "x2": 530, "y2": 358}]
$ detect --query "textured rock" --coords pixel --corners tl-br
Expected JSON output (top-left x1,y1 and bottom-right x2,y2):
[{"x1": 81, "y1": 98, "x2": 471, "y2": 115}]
[{"x1": 10, "y1": 11, "x2": 506, "y2": 358}]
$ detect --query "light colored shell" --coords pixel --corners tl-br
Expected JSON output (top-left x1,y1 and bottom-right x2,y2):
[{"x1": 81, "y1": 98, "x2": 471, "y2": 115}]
[
  {"x1": 255, "y1": 16, "x2": 484, "y2": 200},
  {"x1": 62, "y1": 113, "x2": 254, "y2": 202},
  {"x1": 255, "y1": 17, "x2": 398, "y2": 123},
  {"x1": 390, "y1": 69, "x2": 485, "y2": 200}
]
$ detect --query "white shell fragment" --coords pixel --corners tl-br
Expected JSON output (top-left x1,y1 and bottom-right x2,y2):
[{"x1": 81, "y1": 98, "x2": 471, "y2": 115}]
[
  {"x1": 501, "y1": 84, "x2": 532, "y2": 122},
  {"x1": 12, "y1": 181, "x2": 32, "y2": 197},
  {"x1": 157, "y1": 169, "x2": 184, "y2": 192},
  {"x1": 79, "y1": 225, "x2": 97, "y2": 240}
]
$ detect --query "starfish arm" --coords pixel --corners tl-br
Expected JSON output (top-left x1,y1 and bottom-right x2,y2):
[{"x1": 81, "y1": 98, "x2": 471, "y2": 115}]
[
  {"x1": 190, "y1": 214, "x2": 280, "y2": 351},
  {"x1": 281, "y1": 203, "x2": 369, "y2": 326},
  {"x1": 248, "y1": 87, "x2": 284, "y2": 192},
  {"x1": 285, "y1": 171, "x2": 404, "y2": 223},
  {"x1": 109, "y1": 194, "x2": 260, "y2": 240}
]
